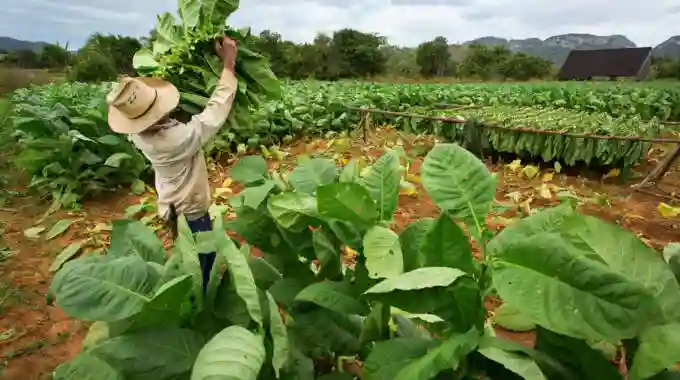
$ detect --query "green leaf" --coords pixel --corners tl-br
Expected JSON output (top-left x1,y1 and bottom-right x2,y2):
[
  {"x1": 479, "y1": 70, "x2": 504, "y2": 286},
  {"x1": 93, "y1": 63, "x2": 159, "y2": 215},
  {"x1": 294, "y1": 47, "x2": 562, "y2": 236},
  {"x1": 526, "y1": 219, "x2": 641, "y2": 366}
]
[
  {"x1": 267, "y1": 192, "x2": 319, "y2": 231},
  {"x1": 339, "y1": 158, "x2": 360, "y2": 183},
  {"x1": 178, "y1": 0, "x2": 201, "y2": 28},
  {"x1": 317, "y1": 182, "x2": 378, "y2": 227},
  {"x1": 131, "y1": 179, "x2": 146, "y2": 195},
  {"x1": 200, "y1": 0, "x2": 240, "y2": 25},
  {"x1": 191, "y1": 326, "x2": 266, "y2": 380},
  {"x1": 240, "y1": 180, "x2": 276, "y2": 209},
  {"x1": 629, "y1": 324, "x2": 680, "y2": 380},
  {"x1": 112, "y1": 275, "x2": 194, "y2": 333},
  {"x1": 313, "y1": 228, "x2": 342, "y2": 280},
  {"x1": 287, "y1": 308, "x2": 363, "y2": 356},
  {"x1": 361, "y1": 149, "x2": 401, "y2": 221},
  {"x1": 104, "y1": 153, "x2": 132, "y2": 168},
  {"x1": 248, "y1": 255, "x2": 282, "y2": 290},
  {"x1": 49, "y1": 256, "x2": 154, "y2": 322},
  {"x1": 23, "y1": 226, "x2": 45, "y2": 239},
  {"x1": 363, "y1": 337, "x2": 432, "y2": 380},
  {"x1": 295, "y1": 281, "x2": 369, "y2": 315},
  {"x1": 53, "y1": 352, "x2": 122, "y2": 380},
  {"x1": 230, "y1": 155, "x2": 268, "y2": 184},
  {"x1": 108, "y1": 220, "x2": 166, "y2": 264},
  {"x1": 491, "y1": 232, "x2": 659, "y2": 341},
  {"x1": 363, "y1": 267, "x2": 483, "y2": 329},
  {"x1": 478, "y1": 336, "x2": 548, "y2": 380},
  {"x1": 266, "y1": 291, "x2": 288, "y2": 377},
  {"x1": 421, "y1": 143, "x2": 496, "y2": 229},
  {"x1": 214, "y1": 218, "x2": 263, "y2": 328},
  {"x1": 91, "y1": 327, "x2": 205, "y2": 379},
  {"x1": 420, "y1": 213, "x2": 475, "y2": 274},
  {"x1": 132, "y1": 49, "x2": 160, "y2": 70},
  {"x1": 394, "y1": 328, "x2": 479, "y2": 380},
  {"x1": 82, "y1": 321, "x2": 110, "y2": 350},
  {"x1": 363, "y1": 226, "x2": 403, "y2": 279},
  {"x1": 534, "y1": 327, "x2": 623, "y2": 380},
  {"x1": 399, "y1": 218, "x2": 435, "y2": 272},
  {"x1": 50, "y1": 241, "x2": 84, "y2": 272},
  {"x1": 45, "y1": 219, "x2": 76, "y2": 240},
  {"x1": 492, "y1": 303, "x2": 536, "y2": 332},
  {"x1": 663, "y1": 243, "x2": 680, "y2": 285},
  {"x1": 288, "y1": 158, "x2": 338, "y2": 194}
]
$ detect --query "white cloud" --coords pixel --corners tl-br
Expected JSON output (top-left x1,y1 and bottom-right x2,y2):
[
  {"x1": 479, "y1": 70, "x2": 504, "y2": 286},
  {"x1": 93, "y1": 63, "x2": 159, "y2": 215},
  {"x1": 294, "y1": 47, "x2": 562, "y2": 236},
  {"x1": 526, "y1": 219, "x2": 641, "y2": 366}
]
[{"x1": 0, "y1": 0, "x2": 677, "y2": 48}]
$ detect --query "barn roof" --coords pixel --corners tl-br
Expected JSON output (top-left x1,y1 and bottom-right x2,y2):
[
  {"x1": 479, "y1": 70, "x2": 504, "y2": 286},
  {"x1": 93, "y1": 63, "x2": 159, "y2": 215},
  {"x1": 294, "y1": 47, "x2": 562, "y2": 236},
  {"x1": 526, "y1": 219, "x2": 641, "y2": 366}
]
[{"x1": 557, "y1": 47, "x2": 652, "y2": 80}]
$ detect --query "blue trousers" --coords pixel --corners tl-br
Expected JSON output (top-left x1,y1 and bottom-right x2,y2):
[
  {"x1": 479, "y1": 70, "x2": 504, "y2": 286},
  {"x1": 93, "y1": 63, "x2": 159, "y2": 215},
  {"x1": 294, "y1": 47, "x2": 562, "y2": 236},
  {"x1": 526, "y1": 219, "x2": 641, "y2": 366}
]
[{"x1": 187, "y1": 213, "x2": 215, "y2": 295}]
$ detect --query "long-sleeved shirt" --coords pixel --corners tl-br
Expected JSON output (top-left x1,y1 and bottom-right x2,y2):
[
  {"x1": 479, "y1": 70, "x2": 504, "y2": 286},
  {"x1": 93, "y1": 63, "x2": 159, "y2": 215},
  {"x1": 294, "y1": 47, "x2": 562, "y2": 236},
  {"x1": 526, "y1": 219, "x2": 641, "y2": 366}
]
[{"x1": 130, "y1": 69, "x2": 237, "y2": 221}]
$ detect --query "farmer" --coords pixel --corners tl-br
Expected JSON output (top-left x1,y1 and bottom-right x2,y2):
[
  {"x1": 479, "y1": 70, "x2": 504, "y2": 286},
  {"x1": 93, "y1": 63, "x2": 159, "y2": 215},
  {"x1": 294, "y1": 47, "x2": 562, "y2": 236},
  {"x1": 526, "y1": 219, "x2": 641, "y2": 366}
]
[{"x1": 105, "y1": 35, "x2": 238, "y2": 294}]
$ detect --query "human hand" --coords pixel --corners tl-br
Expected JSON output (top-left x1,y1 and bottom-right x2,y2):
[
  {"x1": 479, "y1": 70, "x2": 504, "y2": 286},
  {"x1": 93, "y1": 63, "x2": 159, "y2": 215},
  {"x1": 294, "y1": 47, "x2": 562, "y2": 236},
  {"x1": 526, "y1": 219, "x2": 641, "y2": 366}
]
[{"x1": 214, "y1": 35, "x2": 237, "y2": 72}]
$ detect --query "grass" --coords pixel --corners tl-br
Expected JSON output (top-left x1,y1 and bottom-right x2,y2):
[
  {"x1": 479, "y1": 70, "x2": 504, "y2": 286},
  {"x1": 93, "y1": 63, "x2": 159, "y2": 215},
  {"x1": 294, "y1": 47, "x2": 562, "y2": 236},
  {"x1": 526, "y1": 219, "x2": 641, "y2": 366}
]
[{"x1": 0, "y1": 67, "x2": 65, "y2": 96}]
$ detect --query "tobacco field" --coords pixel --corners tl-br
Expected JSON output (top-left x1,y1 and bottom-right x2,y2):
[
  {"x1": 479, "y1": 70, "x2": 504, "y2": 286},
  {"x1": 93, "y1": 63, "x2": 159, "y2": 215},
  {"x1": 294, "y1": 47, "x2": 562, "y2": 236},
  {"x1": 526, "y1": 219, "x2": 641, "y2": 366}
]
[{"x1": 2, "y1": 76, "x2": 680, "y2": 380}]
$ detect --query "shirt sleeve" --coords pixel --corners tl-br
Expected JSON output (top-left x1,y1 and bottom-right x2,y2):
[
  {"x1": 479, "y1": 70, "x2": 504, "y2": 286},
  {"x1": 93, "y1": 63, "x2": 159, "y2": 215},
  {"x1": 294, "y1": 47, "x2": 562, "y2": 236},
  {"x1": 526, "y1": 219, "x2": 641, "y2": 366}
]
[{"x1": 182, "y1": 69, "x2": 238, "y2": 152}]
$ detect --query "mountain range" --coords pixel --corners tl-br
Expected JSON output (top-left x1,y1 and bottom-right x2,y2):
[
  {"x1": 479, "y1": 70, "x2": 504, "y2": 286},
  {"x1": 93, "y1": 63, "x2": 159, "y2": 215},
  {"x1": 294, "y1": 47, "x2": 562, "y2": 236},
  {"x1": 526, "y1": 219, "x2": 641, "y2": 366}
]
[
  {"x1": 464, "y1": 34, "x2": 680, "y2": 64},
  {"x1": 2, "y1": 34, "x2": 680, "y2": 65}
]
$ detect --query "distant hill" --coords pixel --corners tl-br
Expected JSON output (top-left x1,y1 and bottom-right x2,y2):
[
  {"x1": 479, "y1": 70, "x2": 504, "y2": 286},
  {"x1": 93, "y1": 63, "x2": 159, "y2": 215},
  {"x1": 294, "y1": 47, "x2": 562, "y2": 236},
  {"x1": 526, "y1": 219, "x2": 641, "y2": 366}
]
[
  {"x1": 653, "y1": 36, "x2": 680, "y2": 58},
  {"x1": 464, "y1": 34, "x2": 640, "y2": 64},
  {"x1": 0, "y1": 37, "x2": 48, "y2": 53}
]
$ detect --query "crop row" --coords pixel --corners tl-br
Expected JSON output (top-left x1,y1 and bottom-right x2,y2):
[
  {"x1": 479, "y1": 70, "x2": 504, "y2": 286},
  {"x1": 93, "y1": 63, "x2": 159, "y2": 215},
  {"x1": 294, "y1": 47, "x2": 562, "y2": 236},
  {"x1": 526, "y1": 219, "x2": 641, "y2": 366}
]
[{"x1": 8, "y1": 80, "x2": 669, "y2": 204}]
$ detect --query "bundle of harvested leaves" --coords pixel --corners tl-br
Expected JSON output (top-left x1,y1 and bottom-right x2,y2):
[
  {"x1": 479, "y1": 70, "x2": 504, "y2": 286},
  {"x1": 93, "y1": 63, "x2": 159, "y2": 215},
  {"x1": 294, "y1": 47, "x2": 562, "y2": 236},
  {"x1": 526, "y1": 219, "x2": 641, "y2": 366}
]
[{"x1": 133, "y1": 0, "x2": 280, "y2": 150}]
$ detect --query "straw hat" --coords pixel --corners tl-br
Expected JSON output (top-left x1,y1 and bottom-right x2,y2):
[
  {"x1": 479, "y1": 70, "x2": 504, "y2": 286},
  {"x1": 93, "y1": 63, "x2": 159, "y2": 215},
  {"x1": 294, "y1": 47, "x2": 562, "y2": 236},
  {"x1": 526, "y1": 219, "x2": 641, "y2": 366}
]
[{"x1": 106, "y1": 76, "x2": 180, "y2": 134}]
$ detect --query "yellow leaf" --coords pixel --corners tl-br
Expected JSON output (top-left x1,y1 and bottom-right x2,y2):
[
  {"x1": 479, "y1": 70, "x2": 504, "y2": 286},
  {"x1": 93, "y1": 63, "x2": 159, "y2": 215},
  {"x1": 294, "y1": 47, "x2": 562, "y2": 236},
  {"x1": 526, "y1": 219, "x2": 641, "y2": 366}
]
[
  {"x1": 489, "y1": 216, "x2": 517, "y2": 227},
  {"x1": 505, "y1": 191, "x2": 522, "y2": 203},
  {"x1": 506, "y1": 159, "x2": 522, "y2": 173},
  {"x1": 603, "y1": 168, "x2": 620, "y2": 179},
  {"x1": 214, "y1": 188, "x2": 233, "y2": 198},
  {"x1": 222, "y1": 178, "x2": 233, "y2": 188},
  {"x1": 522, "y1": 165, "x2": 540, "y2": 179},
  {"x1": 406, "y1": 173, "x2": 421, "y2": 184},
  {"x1": 538, "y1": 183, "x2": 552, "y2": 199},
  {"x1": 657, "y1": 202, "x2": 680, "y2": 218},
  {"x1": 542, "y1": 173, "x2": 554, "y2": 182},
  {"x1": 624, "y1": 213, "x2": 645, "y2": 221},
  {"x1": 399, "y1": 181, "x2": 418, "y2": 196},
  {"x1": 554, "y1": 162, "x2": 562, "y2": 173}
]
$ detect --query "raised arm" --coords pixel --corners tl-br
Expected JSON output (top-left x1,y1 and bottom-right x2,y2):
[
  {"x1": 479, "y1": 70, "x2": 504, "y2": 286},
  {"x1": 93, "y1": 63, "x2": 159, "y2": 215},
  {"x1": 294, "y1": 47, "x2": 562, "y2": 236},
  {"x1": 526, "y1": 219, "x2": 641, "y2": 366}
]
[
  {"x1": 177, "y1": 36, "x2": 238, "y2": 154},
  {"x1": 186, "y1": 68, "x2": 238, "y2": 146}
]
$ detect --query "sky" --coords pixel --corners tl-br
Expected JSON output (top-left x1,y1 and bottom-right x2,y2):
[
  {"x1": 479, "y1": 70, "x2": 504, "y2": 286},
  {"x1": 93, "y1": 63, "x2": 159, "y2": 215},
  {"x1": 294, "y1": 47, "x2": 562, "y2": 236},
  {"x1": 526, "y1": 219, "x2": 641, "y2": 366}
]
[{"x1": 1, "y1": 0, "x2": 679, "y2": 49}]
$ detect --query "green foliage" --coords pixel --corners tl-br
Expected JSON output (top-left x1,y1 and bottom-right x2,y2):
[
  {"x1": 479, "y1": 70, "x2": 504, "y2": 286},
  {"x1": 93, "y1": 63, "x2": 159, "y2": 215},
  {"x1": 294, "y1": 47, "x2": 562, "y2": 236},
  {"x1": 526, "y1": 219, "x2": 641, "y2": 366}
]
[
  {"x1": 9, "y1": 82, "x2": 148, "y2": 205},
  {"x1": 133, "y1": 0, "x2": 281, "y2": 155},
  {"x1": 458, "y1": 43, "x2": 553, "y2": 81},
  {"x1": 416, "y1": 36, "x2": 451, "y2": 77},
  {"x1": 68, "y1": 50, "x2": 118, "y2": 83},
  {"x1": 50, "y1": 144, "x2": 680, "y2": 379}
]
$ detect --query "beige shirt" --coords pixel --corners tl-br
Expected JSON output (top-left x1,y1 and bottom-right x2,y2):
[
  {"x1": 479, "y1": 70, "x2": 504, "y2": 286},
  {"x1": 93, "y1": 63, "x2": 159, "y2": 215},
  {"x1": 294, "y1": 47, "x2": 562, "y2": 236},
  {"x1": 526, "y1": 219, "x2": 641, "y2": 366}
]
[{"x1": 130, "y1": 69, "x2": 237, "y2": 221}]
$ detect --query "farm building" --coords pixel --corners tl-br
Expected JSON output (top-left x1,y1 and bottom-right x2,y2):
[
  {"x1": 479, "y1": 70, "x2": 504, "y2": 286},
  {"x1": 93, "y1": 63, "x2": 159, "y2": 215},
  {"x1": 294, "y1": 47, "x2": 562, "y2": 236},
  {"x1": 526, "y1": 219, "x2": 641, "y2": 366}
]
[{"x1": 557, "y1": 47, "x2": 652, "y2": 81}]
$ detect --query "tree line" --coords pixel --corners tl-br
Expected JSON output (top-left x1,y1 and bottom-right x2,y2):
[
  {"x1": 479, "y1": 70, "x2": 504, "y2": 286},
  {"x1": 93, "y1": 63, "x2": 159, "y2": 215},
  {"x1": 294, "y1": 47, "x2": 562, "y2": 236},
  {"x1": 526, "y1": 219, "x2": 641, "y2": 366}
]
[{"x1": 2, "y1": 28, "x2": 680, "y2": 82}]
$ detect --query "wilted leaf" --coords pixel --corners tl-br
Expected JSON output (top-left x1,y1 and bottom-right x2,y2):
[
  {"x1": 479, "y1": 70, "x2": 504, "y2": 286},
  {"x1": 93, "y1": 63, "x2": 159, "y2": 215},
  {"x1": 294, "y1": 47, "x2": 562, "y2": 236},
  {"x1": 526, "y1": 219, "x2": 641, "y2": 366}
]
[
  {"x1": 50, "y1": 241, "x2": 84, "y2": 272},
  {"x1": 506, "y1": 159, "x2": 522, "y2": 173},
  {"x1": 521, "y1": 165, "x2": 539, "y2": 180},
  {"x1": 45, "y1": 219, "x2": 76, "y2": 240},
  {"x1": 658, "y1": 202, "x2": 680, "y2": 218},
  {"x1": 24, "y1": 226, "x2": 46, "y2": 239},
  {"x1": 538, "y1": 184, "x2": 552, "y2": 200}
]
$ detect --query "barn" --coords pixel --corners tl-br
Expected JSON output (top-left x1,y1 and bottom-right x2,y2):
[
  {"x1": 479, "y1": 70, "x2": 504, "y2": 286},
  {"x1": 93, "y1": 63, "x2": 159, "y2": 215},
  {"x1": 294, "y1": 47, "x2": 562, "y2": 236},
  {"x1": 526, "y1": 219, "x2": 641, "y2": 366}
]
[{"x1": 557, "y1": 47, "x2": 652, "y2": 81}]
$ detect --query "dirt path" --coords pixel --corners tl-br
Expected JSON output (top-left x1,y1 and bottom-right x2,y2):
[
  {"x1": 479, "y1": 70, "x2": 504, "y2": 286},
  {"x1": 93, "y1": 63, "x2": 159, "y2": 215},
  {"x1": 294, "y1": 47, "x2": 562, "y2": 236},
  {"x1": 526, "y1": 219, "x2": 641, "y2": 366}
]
[{"x1": 0, "y1": 128, "x2": 678, "y2": 378}]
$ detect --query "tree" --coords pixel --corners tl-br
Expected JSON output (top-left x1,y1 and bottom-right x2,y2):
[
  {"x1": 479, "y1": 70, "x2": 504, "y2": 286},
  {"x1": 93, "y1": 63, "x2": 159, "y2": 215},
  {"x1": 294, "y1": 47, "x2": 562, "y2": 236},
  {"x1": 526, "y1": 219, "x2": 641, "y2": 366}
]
[
  {"x1": 68, "y1": 49, "x2": 117, "y2": 82},
  {"x1": 254, "y1": 30, "x2": 290, "y2": 77},
  {"x1": 383, "y1": 46, "x2": 419, "y2": 78},
  {"x1": 499, "y1": 53, "x2": 553, "y2": 80},
  {"x1": 457, "y1": 44, "x2": 512, "y2": 80},
  {"x1": 40, "y1": 43, "x2": 71, "y2": 69},
  {"x1": 4, "y1": 49, "x2": 41, "y2": 68},
  {"x1": 416, "y1": 36, "x2": 451, "y2": 77},
  {"x1": 81, "y1": 33, "x2": 141, "y2": 75},
  {"x1": 329, "y1": 29, "x2": 387, "y2": 78}
]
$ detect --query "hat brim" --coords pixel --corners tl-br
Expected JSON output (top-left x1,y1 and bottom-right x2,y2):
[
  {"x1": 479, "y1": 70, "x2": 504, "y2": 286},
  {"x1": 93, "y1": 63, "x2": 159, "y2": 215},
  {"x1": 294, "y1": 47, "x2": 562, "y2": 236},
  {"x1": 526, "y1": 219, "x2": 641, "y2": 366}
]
[{"x1": 108, "y1": 77, "x2": 180, "y2": 134}]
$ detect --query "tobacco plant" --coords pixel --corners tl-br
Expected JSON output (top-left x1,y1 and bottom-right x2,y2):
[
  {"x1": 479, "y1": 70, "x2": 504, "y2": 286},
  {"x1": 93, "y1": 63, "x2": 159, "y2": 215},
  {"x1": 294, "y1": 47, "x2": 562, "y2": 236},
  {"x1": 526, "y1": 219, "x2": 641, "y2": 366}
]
[
  {"x1": 49, "y1": 217, "x2": 288, "y2": 380},
  {"x1": 227, "y1": 143, "x2": 680, "y2": 379}
]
